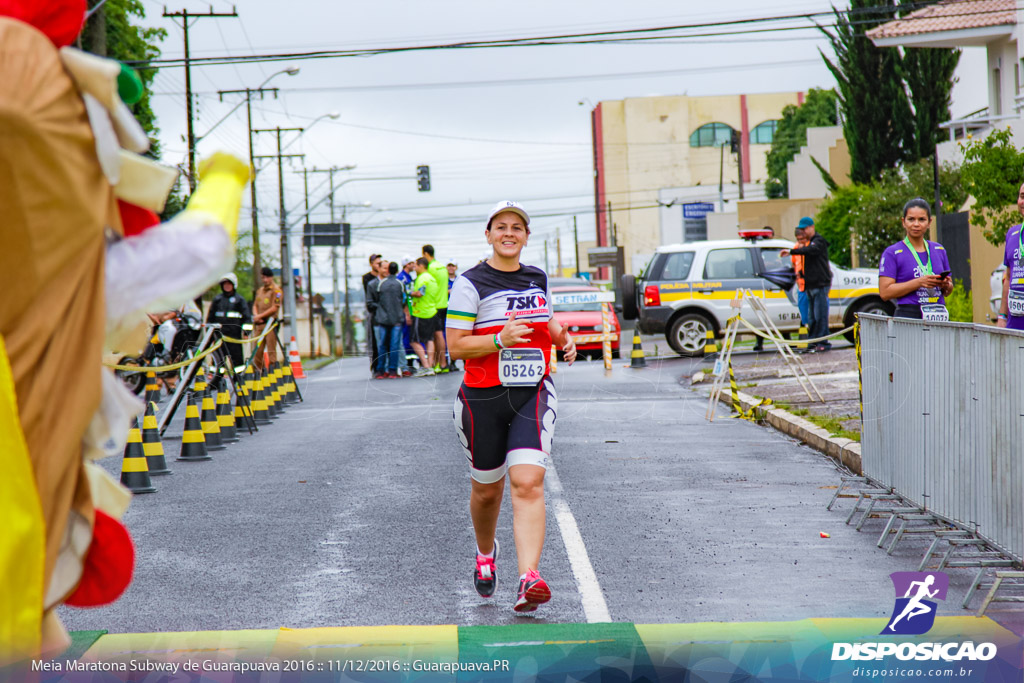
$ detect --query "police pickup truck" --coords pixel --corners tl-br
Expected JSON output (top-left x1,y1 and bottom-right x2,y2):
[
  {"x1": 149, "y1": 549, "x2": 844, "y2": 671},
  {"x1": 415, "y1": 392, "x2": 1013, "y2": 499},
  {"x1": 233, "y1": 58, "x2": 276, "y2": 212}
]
[{"x1": 621, "y1": 231, "x2": 892, "y2": 356}]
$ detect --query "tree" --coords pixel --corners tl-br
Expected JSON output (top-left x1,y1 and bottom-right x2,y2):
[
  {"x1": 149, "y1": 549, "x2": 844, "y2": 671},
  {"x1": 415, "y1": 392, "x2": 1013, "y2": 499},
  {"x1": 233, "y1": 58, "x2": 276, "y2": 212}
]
[
  {"x1": 820, "y1": 0, "x2": 914, "y2": 184},
  {"x1": 959, "y1": 127, "x2": 1024, "y2": 245},
  {"x1": 844, "y1": 159, "x2": 967, "y2": 266},
  {"x1": 765, "y1": 88, "x2": 838, "y2": 198},
  {"x1": 902, "y1": 45, "x2": 960, "y2": 162},
  {"x1": 812, "y1": 184, "x2": 870, "y2": 268}
]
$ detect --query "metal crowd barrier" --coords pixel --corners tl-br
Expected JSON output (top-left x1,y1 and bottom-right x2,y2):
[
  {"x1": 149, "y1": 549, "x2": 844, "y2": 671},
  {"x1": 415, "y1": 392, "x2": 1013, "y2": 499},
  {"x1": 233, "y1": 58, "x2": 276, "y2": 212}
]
[{"x1": 859, "y1": 313, "x2": 1024, "y2": 565}]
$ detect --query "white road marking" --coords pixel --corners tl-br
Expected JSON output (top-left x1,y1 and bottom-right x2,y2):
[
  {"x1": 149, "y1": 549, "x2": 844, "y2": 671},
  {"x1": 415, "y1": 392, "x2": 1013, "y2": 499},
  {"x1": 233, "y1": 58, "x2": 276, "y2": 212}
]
[{"x1": 544, "y1": 462, "x2": 611, "y2": 623}]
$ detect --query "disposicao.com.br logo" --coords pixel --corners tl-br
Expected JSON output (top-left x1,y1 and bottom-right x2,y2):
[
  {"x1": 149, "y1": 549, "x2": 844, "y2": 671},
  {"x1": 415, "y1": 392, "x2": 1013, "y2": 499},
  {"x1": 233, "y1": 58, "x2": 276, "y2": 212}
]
[{"x1": 831, "y1": 572, "x2": 998, "y2": 662}]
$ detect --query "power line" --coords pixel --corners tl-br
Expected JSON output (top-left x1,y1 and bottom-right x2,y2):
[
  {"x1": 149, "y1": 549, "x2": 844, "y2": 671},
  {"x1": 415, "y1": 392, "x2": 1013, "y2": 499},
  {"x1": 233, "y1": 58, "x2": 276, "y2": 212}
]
[
  {"x1": 133, "y1": 2, "x2": 1004, "y2": 69},
  {"x1": 150, "y1": 58, "x2": 822, "y2": 96}
]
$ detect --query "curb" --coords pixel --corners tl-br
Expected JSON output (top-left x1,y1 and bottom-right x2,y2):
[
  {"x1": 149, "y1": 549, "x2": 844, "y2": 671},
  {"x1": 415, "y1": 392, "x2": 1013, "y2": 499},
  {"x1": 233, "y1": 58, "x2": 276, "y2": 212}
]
[{"x1": 714, "y1": 387, "x2": 862, "y2": 475}]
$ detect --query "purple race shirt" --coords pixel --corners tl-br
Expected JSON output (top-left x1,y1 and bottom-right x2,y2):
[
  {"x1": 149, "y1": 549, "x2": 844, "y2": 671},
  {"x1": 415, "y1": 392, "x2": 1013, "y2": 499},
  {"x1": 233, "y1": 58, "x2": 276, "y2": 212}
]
[
  {"x1": 1002, "y1": 224, "x2": 1024, "y2": 330},
  {"x1": 878, "y1": 240, "x2": 951, "y2": 307}
]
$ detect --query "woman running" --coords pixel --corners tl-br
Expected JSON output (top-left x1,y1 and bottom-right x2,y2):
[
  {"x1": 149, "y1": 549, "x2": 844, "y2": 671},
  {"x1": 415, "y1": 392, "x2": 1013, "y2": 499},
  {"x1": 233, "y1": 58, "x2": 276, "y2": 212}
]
[
  {"x1": 447, "y1": 200, "x2": 577, "y2": 613},
  {"x1": 878, "y1": 198, "x2": 953, "y2": 320}
]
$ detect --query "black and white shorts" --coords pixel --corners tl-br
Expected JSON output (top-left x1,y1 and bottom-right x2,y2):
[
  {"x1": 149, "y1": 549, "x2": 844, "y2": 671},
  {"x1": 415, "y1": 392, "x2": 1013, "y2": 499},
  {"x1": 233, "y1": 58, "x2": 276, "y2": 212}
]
[
  {"x1": 411, "y1": 315, "x2": 436, "y2": 344},
  {"x1": 453, "y1": 376, "x2": 556, "y2": 484}
]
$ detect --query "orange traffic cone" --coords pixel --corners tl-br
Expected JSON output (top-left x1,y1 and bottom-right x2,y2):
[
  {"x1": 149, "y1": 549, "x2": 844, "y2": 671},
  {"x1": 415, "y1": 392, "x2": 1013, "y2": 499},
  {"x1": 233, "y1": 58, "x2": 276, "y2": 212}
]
[
  {"x1": 178, "y1": 386, "x2": 211, "y2": 461},
  {"x1": 141, "y1": 401, "x2": 171, "y2": 476},
  {"x1": 121, "y1": 418, "x2": 157, "y2": 494},
  {"x1": 289, "y1": 336, "x2": 306, "y2": 379}
]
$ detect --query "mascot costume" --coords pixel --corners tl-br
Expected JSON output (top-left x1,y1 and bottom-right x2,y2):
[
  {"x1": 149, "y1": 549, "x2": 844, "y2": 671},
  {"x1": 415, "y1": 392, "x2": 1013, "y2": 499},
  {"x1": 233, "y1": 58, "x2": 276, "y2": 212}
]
[{"x1": 0, "y1": 0, "x2": 250, "y2": 661}]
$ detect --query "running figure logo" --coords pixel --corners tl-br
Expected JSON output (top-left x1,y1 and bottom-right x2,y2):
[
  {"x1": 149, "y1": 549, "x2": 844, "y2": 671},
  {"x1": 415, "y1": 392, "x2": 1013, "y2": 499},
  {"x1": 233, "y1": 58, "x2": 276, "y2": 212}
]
[{"x1": 882, "y1": 572, "x2": 949, "y2": 635}]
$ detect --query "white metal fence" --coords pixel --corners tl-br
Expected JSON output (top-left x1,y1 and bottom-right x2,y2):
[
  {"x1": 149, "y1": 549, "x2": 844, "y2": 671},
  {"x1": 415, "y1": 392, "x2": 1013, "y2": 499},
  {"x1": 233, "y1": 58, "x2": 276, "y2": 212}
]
[{"x1": 860, "y1": 314, "x2": 1024, "y2": 563}]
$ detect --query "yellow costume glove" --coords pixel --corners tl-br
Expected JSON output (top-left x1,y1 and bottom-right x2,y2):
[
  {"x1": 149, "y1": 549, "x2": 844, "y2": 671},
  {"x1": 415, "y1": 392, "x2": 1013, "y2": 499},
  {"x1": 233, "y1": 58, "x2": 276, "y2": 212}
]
[{"x1": 180, "y1": 152, "x2": 251, "y2": 241}]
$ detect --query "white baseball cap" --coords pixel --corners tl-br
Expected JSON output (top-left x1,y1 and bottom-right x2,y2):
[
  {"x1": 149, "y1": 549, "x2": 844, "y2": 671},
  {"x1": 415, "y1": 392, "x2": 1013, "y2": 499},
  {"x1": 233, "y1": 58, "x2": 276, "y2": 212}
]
[
  {"x1": 487, "y1": 200, "x2": 530, "y2": 228},
  {"x1": 401, "y1": 254, "x2": 415, "y2": 265},
  {"x1": 447, "y1": 258, "x2": 458, "y2": 267}
]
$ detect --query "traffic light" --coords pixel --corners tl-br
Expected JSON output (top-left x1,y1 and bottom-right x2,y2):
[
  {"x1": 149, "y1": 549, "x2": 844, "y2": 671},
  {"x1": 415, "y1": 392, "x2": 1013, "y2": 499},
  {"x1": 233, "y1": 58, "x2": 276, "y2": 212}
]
[
  {"x1": 729, "y1": 129, "x2": 741, "y2": 154},
  {"x1": 416, "y1": 165, "x2": 431, "y2": 192}
]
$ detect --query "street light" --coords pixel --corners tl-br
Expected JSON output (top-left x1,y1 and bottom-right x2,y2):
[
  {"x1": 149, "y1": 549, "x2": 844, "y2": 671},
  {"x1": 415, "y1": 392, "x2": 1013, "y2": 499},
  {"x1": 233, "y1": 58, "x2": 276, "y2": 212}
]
[
  {"x1": 212, "y1": 66, "x2": 300, "y2": 293},
  {"x1": 201, "y1": 67, "x2": 300, "y2": 145},
  {"x1": 258, "y1": 111, "x2": 343, "y2": 343},
  {"x1": 281, "y1": 111, "x2": 340, "y2": 153}
]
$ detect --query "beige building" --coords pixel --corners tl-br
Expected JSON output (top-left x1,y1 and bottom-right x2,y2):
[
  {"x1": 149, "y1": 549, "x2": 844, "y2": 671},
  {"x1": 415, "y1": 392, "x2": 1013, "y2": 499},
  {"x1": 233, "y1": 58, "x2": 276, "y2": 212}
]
[{"x1": 592, "y1": 91, "x2": 803, "y2": 273}]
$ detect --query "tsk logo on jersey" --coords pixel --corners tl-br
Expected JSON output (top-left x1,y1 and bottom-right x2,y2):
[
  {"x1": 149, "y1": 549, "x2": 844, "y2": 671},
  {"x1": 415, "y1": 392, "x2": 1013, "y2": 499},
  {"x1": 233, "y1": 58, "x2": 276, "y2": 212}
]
[
  {"x1": 506, "y1": 294, "x2": 547, "y2": 313},
  {"x1": 882, "y1": 571, "x2": 948, "y2": 635}
]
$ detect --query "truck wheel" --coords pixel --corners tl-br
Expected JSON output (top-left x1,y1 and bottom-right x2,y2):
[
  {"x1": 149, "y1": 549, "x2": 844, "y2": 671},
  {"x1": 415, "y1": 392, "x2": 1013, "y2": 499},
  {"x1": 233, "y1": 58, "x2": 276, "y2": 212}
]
[
  {"x1": 667, "y1": 313, "x2": 714, "y2": 357},
  {"x1": 844, "y1": 299, "x2": 893, "y2": 343},
  {"x1": 621, "y1": 275, "x2": 639, "y2": 321}
]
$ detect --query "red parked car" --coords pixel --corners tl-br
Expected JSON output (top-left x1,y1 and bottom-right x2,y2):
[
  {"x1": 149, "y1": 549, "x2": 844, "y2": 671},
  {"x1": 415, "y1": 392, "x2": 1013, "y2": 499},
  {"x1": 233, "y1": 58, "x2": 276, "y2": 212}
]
[{"x1": 550, "y1": 286, "x2": 621, "y2": 359}]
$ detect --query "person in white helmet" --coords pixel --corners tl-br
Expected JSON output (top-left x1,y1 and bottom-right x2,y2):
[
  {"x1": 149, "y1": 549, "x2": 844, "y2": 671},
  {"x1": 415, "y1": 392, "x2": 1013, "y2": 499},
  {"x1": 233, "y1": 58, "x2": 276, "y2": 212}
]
[{"x1": 207, "y1": 272, "x2": 251, "y2": 370}]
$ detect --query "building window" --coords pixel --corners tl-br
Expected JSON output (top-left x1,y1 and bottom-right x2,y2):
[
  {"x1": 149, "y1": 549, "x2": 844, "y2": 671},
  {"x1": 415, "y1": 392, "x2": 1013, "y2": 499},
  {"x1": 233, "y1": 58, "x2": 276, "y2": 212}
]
[
  {"x1": 689, "y1": 122, "x2": 734, "y2": 148},
  {"x1": 750, "y1": 120, "x2": 779, "y2": 145}
]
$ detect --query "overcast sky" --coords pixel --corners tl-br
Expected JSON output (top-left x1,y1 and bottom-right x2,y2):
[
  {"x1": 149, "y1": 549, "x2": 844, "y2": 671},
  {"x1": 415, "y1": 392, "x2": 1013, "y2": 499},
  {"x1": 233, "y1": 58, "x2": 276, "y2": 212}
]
[{"x1": 135, "y1": 0, "x2": 986, "y2": 294}]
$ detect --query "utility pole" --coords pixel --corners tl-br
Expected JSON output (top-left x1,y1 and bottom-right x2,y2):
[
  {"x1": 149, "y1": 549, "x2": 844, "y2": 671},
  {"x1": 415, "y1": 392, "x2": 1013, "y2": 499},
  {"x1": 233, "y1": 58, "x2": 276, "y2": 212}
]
[
  {"x1": 253, "y1": 126, "x2": 303, "y2": 344},
  {"x1": 544, "y1": 239, "x2": 550, "y2": 273},
  {"x1": 163, "y1": 6, "x2": 237, "y2": 193},
  {"x1": 342, "y1": 206, "x2": 354, "y2": 356},
  {"x1": 300, "y1": 168, "x2": 315, "y2": 357},
  {"x1": 556, "y1": 226, "x2": 562, "y2": 276},
  {"x1": 736, "y1": 139, "x2": 745, "y2": 201},
  {"x1": 573, "y1": 215, "x2": 580, "y2": 277},
  {"x1": 218, "y1": 86, "x2": 279, "y2": 291},
  {"x1": 306, "y1": 167, "x2": 344, "y2": 356},
  {"x1": 718, "y1": 142, "x2": 725, "y2": 212}
]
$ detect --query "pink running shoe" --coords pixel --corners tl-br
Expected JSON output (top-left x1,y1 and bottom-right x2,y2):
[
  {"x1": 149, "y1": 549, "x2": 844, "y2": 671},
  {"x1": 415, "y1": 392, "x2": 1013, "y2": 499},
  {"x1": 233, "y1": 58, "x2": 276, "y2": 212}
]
[
  {"x1": 513, "y1": 569, "x2": 551, "y2": 613},
  {"x1": 473, "y1": 539, "x2": 499, "y2": 598}
]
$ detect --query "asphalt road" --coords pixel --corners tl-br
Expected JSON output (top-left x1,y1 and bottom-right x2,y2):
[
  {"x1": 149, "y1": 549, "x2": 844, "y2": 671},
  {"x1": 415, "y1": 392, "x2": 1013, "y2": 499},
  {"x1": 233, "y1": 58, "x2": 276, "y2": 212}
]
[{"x1": 61, "y1": 353, "x2": 997, "y2": 633}]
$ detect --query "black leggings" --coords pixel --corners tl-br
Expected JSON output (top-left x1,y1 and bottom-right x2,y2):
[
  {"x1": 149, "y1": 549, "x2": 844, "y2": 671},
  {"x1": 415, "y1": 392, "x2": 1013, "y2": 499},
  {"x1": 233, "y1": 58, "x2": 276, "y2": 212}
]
[{"x1": 453, "y1": 377, "x2": 557, "y2": 483}]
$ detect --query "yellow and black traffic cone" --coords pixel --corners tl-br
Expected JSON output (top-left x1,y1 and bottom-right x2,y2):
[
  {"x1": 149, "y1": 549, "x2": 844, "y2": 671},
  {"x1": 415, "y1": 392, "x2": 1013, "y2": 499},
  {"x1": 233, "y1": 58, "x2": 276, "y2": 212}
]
[
  {"x1": 281, "y1": 362, "x2": 299, "y2": 403},
  {"x1": 234, "y1": 367, "x2": 257, "y2": 433},
  {"x1": 250, "y1": 367, "x2": 272, "y2": 425},
  {"x1": 273, "y1": 362, "x2": 287, "y2": 411},
  {"x1": 144, "y1": 371, "x2": 161, "y2": 406},
  {"x1": 629, "y1": 332, "x2": 648, "y2": 369},
  {"x1": 121, "y1": 418, "x2": 157, "y2": 494},
  {"x1": 177, "y1": 387, "x2": 211, "y2": 461},
  {"x1": 704, "y1": 330, "x2": 718, "y2": 355},
  {"x1": 798, "y1": 325, "x2": 809, "y2": 350},
  {"x1": 265, "y1": 364, "x2": 282, "y2": 416},
  {"x1": 279, "y1": 362, "x2": 295, "y2": 404},
  {"x1": 216, "y1": 383, "x2": 238, "y2": 443},
  {"x1": 141, "y1": 401, "x2": 171, "y2": 476},
  {"x1": 200, "y1": 382, "x2": 226, "y2": 450}
]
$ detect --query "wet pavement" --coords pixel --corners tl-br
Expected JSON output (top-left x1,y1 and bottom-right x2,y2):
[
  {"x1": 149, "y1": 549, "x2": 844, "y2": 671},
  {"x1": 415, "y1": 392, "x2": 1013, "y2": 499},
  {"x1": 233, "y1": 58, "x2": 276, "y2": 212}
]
[{"x1": 61, "y1": 350, "x2": 1023, "y2": 636}]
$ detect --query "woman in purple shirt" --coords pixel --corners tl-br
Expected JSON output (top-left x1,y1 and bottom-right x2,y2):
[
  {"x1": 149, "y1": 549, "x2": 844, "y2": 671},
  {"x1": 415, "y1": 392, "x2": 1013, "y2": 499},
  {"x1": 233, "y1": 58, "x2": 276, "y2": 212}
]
[
  {"x1": 878, "y1": 198, "x2": 953, "y2": 321},
  {"x1": 996, "y1": 182, "x2": 1024, "y2": 329}
]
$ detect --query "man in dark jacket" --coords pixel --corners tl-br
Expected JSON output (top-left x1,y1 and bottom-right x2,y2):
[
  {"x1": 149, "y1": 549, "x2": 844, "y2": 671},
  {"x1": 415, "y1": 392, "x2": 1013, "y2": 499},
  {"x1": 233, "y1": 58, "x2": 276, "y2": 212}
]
[
  {"x1": 207, "y1": 273, "x2": 252, "y2": 370},
  {"x1": 374, "y1": 262, "x2": 405, "y2": 377},
  {"x1": 363, "y1": 254, "x2": 382, "y2": 374},
  {"x1": 782, "y1": 217, "x2": 832, "y2": 352}
]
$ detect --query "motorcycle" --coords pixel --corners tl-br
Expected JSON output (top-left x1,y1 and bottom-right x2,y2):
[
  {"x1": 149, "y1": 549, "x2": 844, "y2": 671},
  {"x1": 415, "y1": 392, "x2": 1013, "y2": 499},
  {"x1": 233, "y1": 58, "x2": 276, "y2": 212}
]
[{"x1": 114, "y1": 311, "x2": 203, "y2": 395}]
